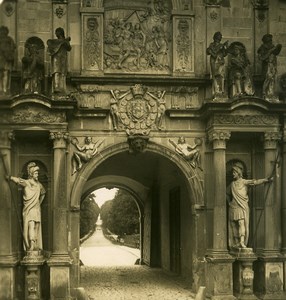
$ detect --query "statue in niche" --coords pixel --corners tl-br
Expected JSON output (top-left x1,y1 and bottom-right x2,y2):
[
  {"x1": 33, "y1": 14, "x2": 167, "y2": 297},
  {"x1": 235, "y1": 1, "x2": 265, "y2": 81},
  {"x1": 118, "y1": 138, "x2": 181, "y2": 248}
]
[
  {"x1": 206, "y1": 32, "x2": 229, "y2": 98},
  {"x1": 71, "y1": 136, "x2": 103, "y2": 175},
  {"x1": 7, "y1": 162, "x2": 46, "y2": 252},
  {"x1": 22, "y1": 40, "x2": 44, "y2": 94},
  {"x1": 47, "y1": 27, "x2": 71, "y2": 94},
  {"x1": 155, "y1": 91, "x2": 166, "y2": 130},
  {"x1": 169, "y1": 137, "x2": 203, "y2": 170},
  {"x1": 85, "y1": 17, "x2": 100, "y2": 69},
  {"x1": 176, "y1": 19, "x2": 191, "y2": 71},
  {"x1": 0, "y1": 26, "x2": 16, "y2": 95},
  {"x1": 228, "y1": 42, "x2": 254, "y2": 98},
  {"x1": 226, "y1": 162, "x2": 272, "y2": 249},
  {"x1": 257, "y1": 34, "x2": 282, "y2": 101}
]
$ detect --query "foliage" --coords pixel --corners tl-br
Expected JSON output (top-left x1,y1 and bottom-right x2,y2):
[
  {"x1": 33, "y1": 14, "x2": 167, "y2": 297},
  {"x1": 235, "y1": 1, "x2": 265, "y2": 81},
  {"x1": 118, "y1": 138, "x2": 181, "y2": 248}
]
[
  {"x1": 100, "y1": 189, "x2": 139, "y2": 236},
  {"x1": 80, "y1": 194, "x2": 100, "y2": 238}
]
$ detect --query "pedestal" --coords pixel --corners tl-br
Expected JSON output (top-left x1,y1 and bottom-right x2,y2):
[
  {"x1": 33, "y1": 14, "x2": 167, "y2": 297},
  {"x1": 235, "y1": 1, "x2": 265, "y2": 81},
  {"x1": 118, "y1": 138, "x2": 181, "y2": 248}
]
[
  {"x1": 206, "y1": 252, "x2": 236, "y2": 300},
  {"x1": 231, "y1": 248, "x2": 258, "y2": 300},
  {"x1": 21, "y1": 251, "x2": 45, "y2": 300},
  {"x1": 253, "y1": 255, "x2": 285, "y2": 299}
]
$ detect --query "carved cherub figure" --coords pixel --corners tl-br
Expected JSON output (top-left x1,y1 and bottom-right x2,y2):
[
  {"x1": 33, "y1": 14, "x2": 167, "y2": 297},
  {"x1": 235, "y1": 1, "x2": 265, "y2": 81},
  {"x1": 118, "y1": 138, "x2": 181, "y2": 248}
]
[
  {"x1": 71, "y1": 136, "x2": 103, "y2": 175},
  {"x1": 169, "y1": 137, "x2": 203, "y2": 170}
]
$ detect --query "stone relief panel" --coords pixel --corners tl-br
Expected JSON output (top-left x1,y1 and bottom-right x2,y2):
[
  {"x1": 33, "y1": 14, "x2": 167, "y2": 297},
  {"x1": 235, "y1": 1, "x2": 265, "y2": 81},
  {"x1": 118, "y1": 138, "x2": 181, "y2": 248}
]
[
  {"x1": 103, "y1": 1, "x2": 171, "y2": 73},
  {"x1": 72, "y1": 85, "x2": 101, "y2": 109},
  {"x1": 265, "y1": 263, "x2": 283, "y2": 295},
  {"x1": 171, "y1": 87, "x2": 199, "y2": 109},
  {"x1": 82, "y1": 15, "x2": 102, "y2": 72},
  {"x1": 173, "y1": 17, "x2": 193, "y2": 73}
]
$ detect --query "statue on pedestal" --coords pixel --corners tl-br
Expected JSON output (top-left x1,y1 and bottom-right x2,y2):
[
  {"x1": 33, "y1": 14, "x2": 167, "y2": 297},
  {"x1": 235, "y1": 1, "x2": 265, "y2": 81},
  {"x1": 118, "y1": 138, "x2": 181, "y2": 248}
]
[
  {"x1": 47, "y1": 27, "x2": 71, "y2": 94},
  {"x1": 7, "y1": 162, "x2": 46, "y2": 252},
  {"x1": 226, "y1": 162, "x2": 271, "y2": 249},
  {"x1": 257, "y1": 34, "x2": 282, "y2": 101},
  {"x1": 0, "y1": 26, "x2": 16, "y2": 95},
  {"x1": 206, "y1": 32, "x2": 228, "y2": 98}
]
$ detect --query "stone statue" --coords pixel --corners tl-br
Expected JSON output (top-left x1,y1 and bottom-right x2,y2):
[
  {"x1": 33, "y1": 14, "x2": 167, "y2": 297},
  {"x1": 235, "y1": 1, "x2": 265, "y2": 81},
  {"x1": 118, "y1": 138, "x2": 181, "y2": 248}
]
[
  {"x1": 257, "y1": 34, "x2": 282, "y2": 101},
  {"x1": 7, "y1": 162, "x2": 46, "y2": 251},
  {"x1": 22, "y1": 43, "x2": 44, "y2": 94},
  {"x1": 226, "y1": 162, "x2": 272, "y2": 249},
  {"x1": 110, "y1": 90, "x2": 120, "y2": 130},
  {"x1": 228, "y1": 42, "x2": 255, "y2": 98},
  {"x1": 47, "y1": 27, "x2": 71, "y2": 94},
  {"x1": 206, "y1": 32, "x2": 229, "y2": 98},
  {"x1": 0, "y1": 26, "x2": 16, "y2": 95},
  {"x1": 71, "y1": 136, "x2": 103, "y2": 175},
  {"x1": 169, "y1": 137, "x2": 203, "y2": 170}
]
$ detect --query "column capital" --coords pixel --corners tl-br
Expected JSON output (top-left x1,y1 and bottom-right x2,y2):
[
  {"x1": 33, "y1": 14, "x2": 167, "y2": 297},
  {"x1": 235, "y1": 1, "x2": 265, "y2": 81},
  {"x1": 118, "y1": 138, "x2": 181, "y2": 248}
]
[
  {"x1": 208, "y1": 130, "x2": 231, "y2": 150},
  {"x1": 49, "y1": 131, "x2": 70, "y2": 149},
  {"x1": 264, "y1": 131, "x2": 282, "y2": 150},
  {"x1": 0, "y1": 130, "x2": 15, "y2": 149}
]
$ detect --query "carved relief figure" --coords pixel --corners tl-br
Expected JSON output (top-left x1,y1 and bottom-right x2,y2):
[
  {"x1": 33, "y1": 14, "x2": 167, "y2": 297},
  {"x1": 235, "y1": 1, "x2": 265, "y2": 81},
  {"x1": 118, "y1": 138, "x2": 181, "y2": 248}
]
[
  {"x1": 228, "y1": 42, "x2": 254, "y2": 98},
  {"x1": 110, "y1": 90, "x2": 120, "y2": 130},
  {"x1": 257, "y1": 34, "x2": 282, "y2": 101},
  {"x1": 22, "y1": 41, "x2": 44, "y2": 94},
  {"x1": 176, "y1": 19, "x2": 191, "y2": 71},
  {"x1": 226, "y1": 162, "x2": 271, "y2": 249},
  {"x1": 47, "y1": 27, "x2": 71, "y2": 94},
  {"x1": 0, "y1": 26, "x2": 16, "y2": 95},
  {"x1": 71, "y1": 136, "x2": 103, "y2": 175},
  {"x1": 155, "y1": 91, "x2": 166, "y2": 130},
  {"x1": 169, "y1": 137, "x2": 203, "y2": 170},
  {"x1": 7, "y1": 162, "x2": 46, "y2": 251},
  {"x1": 267, "y1": 270, "x2": 283, "y2": 293},
  {"x1": 206, "y1": 32, "x2": 228, "y2": 97},
  {"x1": 133, "y1": 23, "x2": 146, "y2": 68},
  {"x1": 85, "y1": 17, "x2": 100, "y2": 69}
]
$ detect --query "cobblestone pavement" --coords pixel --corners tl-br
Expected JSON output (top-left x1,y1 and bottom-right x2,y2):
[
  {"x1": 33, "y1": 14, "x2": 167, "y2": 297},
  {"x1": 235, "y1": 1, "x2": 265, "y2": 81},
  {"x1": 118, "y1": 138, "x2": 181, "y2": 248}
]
[{"x1": 81, "y1": 265, "x2": 195, "y2": 300}]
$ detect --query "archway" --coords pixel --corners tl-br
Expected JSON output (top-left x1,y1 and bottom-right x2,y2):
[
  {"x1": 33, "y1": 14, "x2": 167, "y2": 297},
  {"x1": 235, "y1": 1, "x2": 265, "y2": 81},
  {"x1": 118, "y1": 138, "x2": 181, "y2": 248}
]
[{"x1": 70, "y1": 141, "x2": 203, "y2": 292}]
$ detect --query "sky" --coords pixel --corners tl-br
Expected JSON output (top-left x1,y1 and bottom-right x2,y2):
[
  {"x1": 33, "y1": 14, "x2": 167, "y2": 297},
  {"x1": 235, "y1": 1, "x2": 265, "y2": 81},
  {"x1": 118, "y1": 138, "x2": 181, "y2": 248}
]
[{"x1": 92, "y1": 187, "x2": 118, "y2": 207}]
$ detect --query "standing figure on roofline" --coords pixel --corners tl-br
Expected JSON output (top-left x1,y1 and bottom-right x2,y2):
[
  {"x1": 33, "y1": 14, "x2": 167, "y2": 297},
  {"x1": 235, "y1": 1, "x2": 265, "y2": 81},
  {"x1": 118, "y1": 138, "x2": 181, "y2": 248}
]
[
  {"x1": 47, "y1": 27, "x2": 71, "y2": 95},
  {"x1": 206, "y1": 31, "x2": 229, "y2": 99},
  {"x1": 0, "y1": 26, "x2": 16, "y2": 95},
  {"x1": 228, "y1": 42, "x2": 255, "y2": 98},
  {"x1": 226, "y1": 162, "x2": 272, "y2": 249},
  {"x1": 257, "y1": 34, "x2": 282, "y2": 101}
]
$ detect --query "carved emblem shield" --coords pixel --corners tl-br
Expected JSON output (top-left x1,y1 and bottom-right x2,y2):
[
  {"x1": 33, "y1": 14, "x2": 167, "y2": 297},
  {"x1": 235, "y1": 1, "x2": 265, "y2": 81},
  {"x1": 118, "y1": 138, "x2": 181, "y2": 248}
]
[{"x1": 110, "y1": 84, "x2": 166, "y2": 135}]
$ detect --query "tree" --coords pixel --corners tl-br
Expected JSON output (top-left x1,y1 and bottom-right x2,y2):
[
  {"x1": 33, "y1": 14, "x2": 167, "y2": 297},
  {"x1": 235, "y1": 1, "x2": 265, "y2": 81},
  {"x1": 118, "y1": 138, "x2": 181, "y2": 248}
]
[
  {"x1": 100, "y1": 189, "x2": 139, "y2": 235},
  {"x1": 80, "y1": 194, "x2": 100, "y2": 238}
]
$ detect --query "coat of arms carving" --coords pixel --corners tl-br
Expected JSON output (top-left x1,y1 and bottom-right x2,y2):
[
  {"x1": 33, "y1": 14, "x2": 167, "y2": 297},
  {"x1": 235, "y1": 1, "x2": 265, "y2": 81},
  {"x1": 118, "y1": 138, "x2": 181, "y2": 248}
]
[{"x1": 110, "y1": 84, "x2": 166, "y2": 135}]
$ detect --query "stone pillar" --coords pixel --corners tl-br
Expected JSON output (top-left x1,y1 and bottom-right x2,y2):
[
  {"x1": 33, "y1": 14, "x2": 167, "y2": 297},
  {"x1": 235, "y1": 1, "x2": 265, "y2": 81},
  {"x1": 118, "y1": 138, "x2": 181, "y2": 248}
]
[
  {"x1": 254, "y1": 131, "x2": 285, "y2": 299},
  {"x1": 282, "y1": 126, "x2": 286, "y2": 286},
  {"x1": 206, "y1": 129, "x2": 235, "y2": 300},
  {"x1": 47, "y1": 131, "x2": 72, "y2": 300},
  {"x1": 0, "y1": 130, "x2": 18, "y2": 299}
]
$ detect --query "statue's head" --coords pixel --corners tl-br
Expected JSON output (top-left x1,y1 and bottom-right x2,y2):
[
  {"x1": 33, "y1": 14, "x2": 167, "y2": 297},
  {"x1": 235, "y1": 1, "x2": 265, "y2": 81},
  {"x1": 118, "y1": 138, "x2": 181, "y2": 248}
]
[
  {"x1": 27, "y1": 162, "x2": 39, "y2": 179},
  {"x1": 0, "y1": 26, "x2": 8, "y2": 37},
  {"x1": 232, "y1": 162, "x2": 243, "y2": 178},
  {"x1": 178, "y1": 136, "x2": 186, "y2": 144},
  {"x1": 262, "y1": 33, "x2": 273, "y2": 44},
  {"x1": 213, "y1": 31, "x2": 222, "y2": 42},
  {"x1": 55, "y1": 27, "x2": 65, "y2": 39}
]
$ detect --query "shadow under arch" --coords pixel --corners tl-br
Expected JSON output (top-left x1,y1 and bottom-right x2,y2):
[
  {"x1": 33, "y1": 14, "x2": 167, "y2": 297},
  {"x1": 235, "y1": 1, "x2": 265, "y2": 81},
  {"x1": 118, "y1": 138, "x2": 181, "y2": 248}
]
[{"x1": 70, "y1": 140, "x2": 204, "y2": 211}]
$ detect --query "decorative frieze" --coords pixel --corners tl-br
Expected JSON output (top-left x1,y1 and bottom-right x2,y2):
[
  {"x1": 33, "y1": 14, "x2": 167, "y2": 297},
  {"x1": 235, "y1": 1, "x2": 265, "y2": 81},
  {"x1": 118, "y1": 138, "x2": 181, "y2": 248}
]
[
  {"x1": 209, "y1": 114, "x2": 279, "y2": 126},
  {"x1": 0, "y1": 106, "x2": 66, "y2": 124}
]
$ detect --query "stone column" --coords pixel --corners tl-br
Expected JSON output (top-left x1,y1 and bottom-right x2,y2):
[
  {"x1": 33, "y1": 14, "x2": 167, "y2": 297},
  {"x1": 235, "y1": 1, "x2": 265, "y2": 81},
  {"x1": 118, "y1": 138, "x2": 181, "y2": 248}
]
[
  {"x1": 282, "y1": 131, "x2": 286, "y2": 255},
  {"x1": 0, "y1": 130, "x2": 18, "y2": 299},
  {"x1": 47, "y1": 131, "x2": 72, "y2": 300},
  {"x1": 206, "y1": 129, "x2": 235, "y2": 300},
  {"x1": 254, "y1": 131, "x2": 285, "y2": 299}
]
